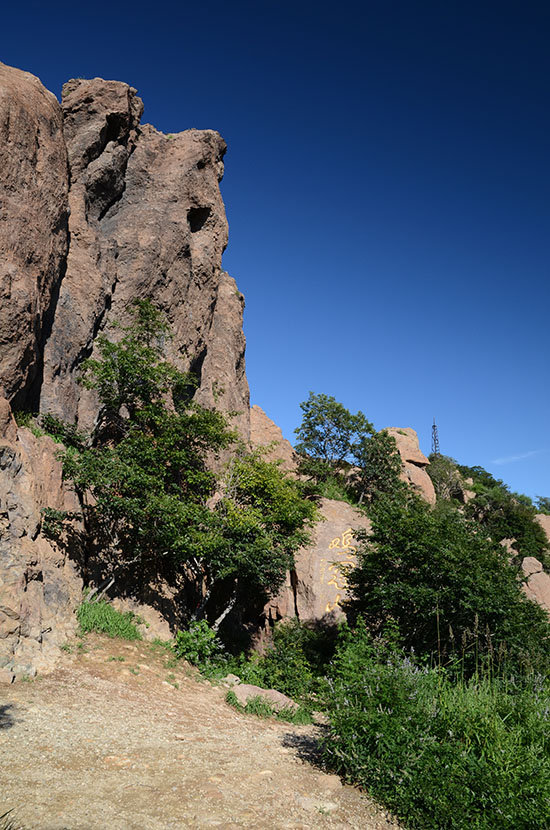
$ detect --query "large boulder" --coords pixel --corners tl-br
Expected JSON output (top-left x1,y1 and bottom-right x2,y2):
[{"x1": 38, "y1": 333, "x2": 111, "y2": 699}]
[
  {"x1": 386, "y1": 427, "x2": 436, "y2": 504},
  {"x1": 265, "y1": 498, "x2": 371, "y2": 624},
  {"x1": 40, "y1": 77, "x2": 249, "y2": 438},
  {"x1": 0, "y1": 63, "x2": 69, "y2": 405},
  {"x1": 521, "y1": 557, "x2": 550, "y2": 615},
  {"x1": 0, "y1": 399, "x2": 83, "y2": 680}
]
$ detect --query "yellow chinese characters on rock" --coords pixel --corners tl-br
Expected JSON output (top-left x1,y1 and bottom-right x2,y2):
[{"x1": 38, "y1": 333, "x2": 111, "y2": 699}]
[{"x1": 323, "y1": 527, "x2": 357, "y2": 613}]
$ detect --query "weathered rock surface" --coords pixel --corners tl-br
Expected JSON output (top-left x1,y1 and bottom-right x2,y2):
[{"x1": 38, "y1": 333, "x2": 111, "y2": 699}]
[
  {"x1": 39, "y1": 77, "x2": 249, "y2": 437},
  {"x1": 535, "y1": 513, "x2": 550, "y2": 544},
  {"x1": 0, "y1": 63, "x2": 69, "y2": 405},
  {"x1": 386, "y1": 427, "x2": 436, "y2": 504},
  {"x1": 265, "y1": 498, "x2": 371, "y2": 624},
  {"x1": 521, "y1": 557, "x2": 550, "y2": 614},
  {"x1": 0, "y1": 399, "x2": 83, "y2": 679},
  {"x1": 249, "y1": 404, "x2": 297, "y2": 471}
]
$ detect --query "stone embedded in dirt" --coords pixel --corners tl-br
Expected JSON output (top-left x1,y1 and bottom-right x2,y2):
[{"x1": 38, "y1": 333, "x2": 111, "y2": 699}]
[
  {"x1": 221, "y1": 674, "x2": 241, "y2": 686},
  {"x1": 249, "y1": 405, "x2": 297, "y2": 471},
  {"x1": 0, "y1": 63, "x2": 69, "y2": 406},
  {"x1": 232, "y1": 683, "x2": 299, "y2": 712},
  {"x1": 0, "y1": 668, "x2": 14, "y2": 684},
  {"x1": 386, "y1": 427, "x2": 436, "y2": 504},
  {"x1": 265, "y1": 498, "x2": 371, "y2": 625}
]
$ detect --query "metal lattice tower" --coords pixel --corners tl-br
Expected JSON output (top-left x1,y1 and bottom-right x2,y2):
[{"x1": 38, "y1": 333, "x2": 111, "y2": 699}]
[{"x1": 431, "y1": 418, "x2": 440, "y2": 456}]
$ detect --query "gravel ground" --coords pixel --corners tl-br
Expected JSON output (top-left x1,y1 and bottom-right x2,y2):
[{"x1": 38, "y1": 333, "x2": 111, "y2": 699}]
[{"x1": 0, "y1": 634, "x2": 399, "y2": 829}]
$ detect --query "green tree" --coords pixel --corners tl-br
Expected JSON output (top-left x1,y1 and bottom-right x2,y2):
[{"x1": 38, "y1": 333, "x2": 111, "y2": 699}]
[
  {"x1": 351, "y1": 429, "x2": 405, "y2": 504},
  {"x1": 56, "y1": 301, "x2": 316, "y2": 626},
  {"x1": 346, "y1": 495, "x2": 550, "y2": 675},
  {"x1": 294, "y1": 392, "x2": 374, "y2": 483}
]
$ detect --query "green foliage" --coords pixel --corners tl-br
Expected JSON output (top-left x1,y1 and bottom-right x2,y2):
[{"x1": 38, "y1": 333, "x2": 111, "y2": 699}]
[
  {"x1": 426, "y1": 453, "x2": 466, "y2": 501},
  {"x1": 536, "y1": 496, "x2": 550, "y2": 515},
  {"x1": 54, "y1": 301, "x2": 315, "y2": 624},
  {"x1": 457, "y1": 463, "x2": 549, "y2": 565},
  {"x1": 76, "y1": 600, "x2": 142, "y2": 640},
  {"x1": 173, "y1": 620, "x2": 224, "y2": 666},
  {"x1": 294, "y1": 393, "x2": 403, "y2": 506},
  {"x1": 13, "y1": 411, "x2": 43, "y2": 437},
  {"x1": 225, "y1": 690, "x2": 312, "y2": 724},
  {"x1": 346, "y1": 495, "x2": 550, "y2": 676},
  {"x1": 294, "y1": 392, "x2": 374, "y2": 482},
  {"x1": 41, "y1": 413, "x2": 86, "y2": 449},
  {"x1": 323, "y1": 625, "x2": 550, "y2": 830},
  {"x1": 232, "y1": 619, "x2": 338, "y2": 706},
  {"x1": 351, "y1": 429, "x2": 405, "y2": 503},
  {"x1": 208, "y1": 451, "x2": 318, "y2": 604}
]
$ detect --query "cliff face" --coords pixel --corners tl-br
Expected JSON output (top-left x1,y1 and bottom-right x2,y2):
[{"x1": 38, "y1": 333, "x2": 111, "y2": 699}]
[
  {"x1": 0, "y1": 64, "x2": 250, "y2": 679},
  {"x1": 0, "y1": 64, "x2": 249, "y2": 435}
]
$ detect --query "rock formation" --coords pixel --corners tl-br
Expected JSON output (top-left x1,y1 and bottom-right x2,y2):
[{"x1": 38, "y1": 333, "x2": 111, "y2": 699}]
[
  {"x1": 0, "y1": 64, "x2": 69, "y2": 407},
  {"x1": 0, "y1": 399, "x2": 82, "y2": 681},
  {"x1": 521, "y1": 556, "x2": 550, "y2": 615},
  {"x1": 0, "y1": 63, "x2": 250, "y2": 678},
  {"x1": 265, "y1": 498, "x2": 371, "y2": 625},
  {"x1": 386, "y1": 427, "x2": 436, "y2": 504},
  {"x1": 249, "y1": 405, "x2": 297, "y2": 471}
]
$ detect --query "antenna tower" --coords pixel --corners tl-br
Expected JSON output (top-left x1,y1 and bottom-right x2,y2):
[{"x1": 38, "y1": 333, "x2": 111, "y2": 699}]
[{"x1": 431, "y1": 418, "x2": 440, "y2": 456}]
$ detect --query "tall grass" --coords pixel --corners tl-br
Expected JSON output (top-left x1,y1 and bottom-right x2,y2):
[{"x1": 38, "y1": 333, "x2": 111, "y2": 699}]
[
  {"x1": 322, "y1": 632, "x2": 550, "y2": 830},
  {"x1": 76, "y1": 600, "x2": 142, "y2": 640}
]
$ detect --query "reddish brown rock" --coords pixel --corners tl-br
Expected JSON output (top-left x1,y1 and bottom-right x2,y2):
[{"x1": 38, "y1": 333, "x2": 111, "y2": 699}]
[
  {"x1": 249, "y1": 405, "x2": 297, "y2": 471},
  {"x1": 386, "y1": 427, "x2": 436, "y2": 504},
  {"x1": 40, "y1": 78, "x2": 249, "y2": 438},
  {"x1": 0, "y1": 63, "x2": 69, "y2": 405},
  {"x1": 0, "y1": 405, "x2": 82, "y2": 678},
  {"x1": 521, "y1": 557, "x2": 550, "y2": 615},
  {"x1": 266, "y1": 498, "x2": 371, "y2": 624}
]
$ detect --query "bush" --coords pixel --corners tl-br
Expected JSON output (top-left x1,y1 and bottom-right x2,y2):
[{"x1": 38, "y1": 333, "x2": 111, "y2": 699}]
[
  {"x1": 173, "y1": 620, "x2": 224, "y2": 666},
  {"x1": 323, "y1": 626, "x2": 550, "y2": 830},
  {"x1": 346, "y1": 496, "x2": 550, "y2": 676},
  {"x1": 76, "y1": 600, "x2": 141, "y2": 640}
]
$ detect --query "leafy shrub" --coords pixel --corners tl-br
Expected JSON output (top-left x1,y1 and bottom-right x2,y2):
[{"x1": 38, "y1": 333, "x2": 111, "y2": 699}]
[
  {"x1": 323, "y1": 626, "x2": 550, "y2": 830},
  {"x1": 347, "y1": 495, "x2": 550, "y2": 676},
  {"x1": 235, "y1": 619, "x2": 337, "y2": 705},
  {"x1": 76, "y1": 599, "x2": 141, "y2": 640},
  {"x1": 173, "y1": 620, "x2": 224, "y2": 666}
]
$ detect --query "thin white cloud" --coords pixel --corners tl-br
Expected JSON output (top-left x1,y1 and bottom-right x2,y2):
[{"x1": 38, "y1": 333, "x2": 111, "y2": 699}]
[{"x1": 491, "y1": 449, "x2": 543, "y2": 466}]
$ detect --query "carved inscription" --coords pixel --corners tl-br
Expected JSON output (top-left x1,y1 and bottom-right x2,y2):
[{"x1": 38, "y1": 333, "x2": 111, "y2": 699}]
[{"x1": 321, "y1": 527, "x2": 357, "y2": 613}]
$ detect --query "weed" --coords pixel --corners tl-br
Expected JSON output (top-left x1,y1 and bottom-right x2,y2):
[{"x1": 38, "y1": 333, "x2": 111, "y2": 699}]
[
  {"x1": 0, "y1": 810, "x2": 25, "y2": 830},
  {"x1": 60, "y1": 643, "x2": 73, "y2": 653},
  {"x1": 77, "y1": 599, "x2": 142, "y2": 640},
  {"x1": 107, "y1": 656, "x2": 125, "y2": 662},
  {"x1": 129, "y1": 667, "x2": 140, "y2": 675}
]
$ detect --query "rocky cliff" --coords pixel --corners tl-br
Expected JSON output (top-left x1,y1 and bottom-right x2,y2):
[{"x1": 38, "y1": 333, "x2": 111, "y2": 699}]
[
  {"x1": 0, "y1": 63, "x2": 250, "y2": 679},
  {"x1": 0, "y1": 63, "x2": 249, "y2": 433}
]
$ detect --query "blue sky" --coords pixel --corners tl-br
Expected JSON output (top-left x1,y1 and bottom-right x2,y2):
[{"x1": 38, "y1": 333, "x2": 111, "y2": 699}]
[{"x1": 3, "y1": 1, "x2": 549, "y2": 499}]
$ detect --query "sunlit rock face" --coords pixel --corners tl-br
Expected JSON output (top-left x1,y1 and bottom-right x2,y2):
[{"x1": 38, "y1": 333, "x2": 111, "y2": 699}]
[{"x1": 0, "y1": 64, "x2": 251, "y2": 678}]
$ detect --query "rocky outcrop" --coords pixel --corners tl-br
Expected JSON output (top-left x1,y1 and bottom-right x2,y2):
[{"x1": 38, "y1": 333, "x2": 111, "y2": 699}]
[
  {"x1": 38, "y1": 77, "x2": 249, "y2": 437},
  {"x1": 249, "y1": 405, "x2": 297, "y2": 471},
  {"x1": 0, "y1": 64, "x2": 251, "y2": 677},
  {"x1": 0, "y1": 64, "x2": 69, "y2": 406},
  {"x1": 386, "y1": 427, "x2": 436, "y2": 504},
  {"x1": 0, "y1": 400, "x2": 83, "y2": 681},
  {"x1": 521, "y1": 557, "x2": 550, "y2": 615},
  {"x1": 265, "y1": 498, "x2": 371, "y2": 624},
  {"x1": 535, "y1": 513, "x2": 550, "y2": 545}
]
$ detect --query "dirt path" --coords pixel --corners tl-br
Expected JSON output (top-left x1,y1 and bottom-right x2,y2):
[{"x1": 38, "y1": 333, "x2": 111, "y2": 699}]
[{"x1": 0, "y1": 634, "x2": 398, "y2": 829}]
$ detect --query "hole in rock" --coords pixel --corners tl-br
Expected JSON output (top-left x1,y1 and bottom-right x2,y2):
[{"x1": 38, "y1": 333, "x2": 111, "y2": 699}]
[{"x1": 187, "y1": 206, "x2": 211, "y2": 233}]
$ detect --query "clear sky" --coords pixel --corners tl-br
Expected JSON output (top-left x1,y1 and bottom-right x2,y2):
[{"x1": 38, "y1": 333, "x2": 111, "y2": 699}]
[{"x1": 3, "y1": 1, "x2": 549, "y2": 499}]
